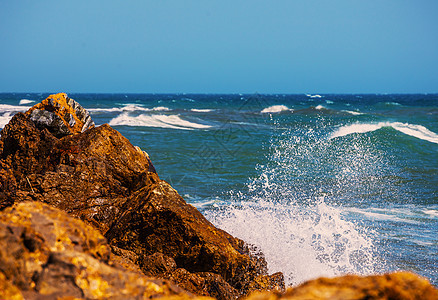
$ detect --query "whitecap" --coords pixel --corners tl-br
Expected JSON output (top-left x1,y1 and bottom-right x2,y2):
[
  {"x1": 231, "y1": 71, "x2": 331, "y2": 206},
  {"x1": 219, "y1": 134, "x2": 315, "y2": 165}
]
[
  {"x1": 325, "y1": 100, "x2": 334, "y2": 104},
  {"x1": 108, "y1": 113, "x2": 211, "y2": 130},
  {"x1": 0, "y1": 104, "x2": 31, "y2": 112},
  {"x1": 152, "y1": 106, "x2": 170, "y2": 111},
  {"x1": 342, "y1": 110, "x2": 364, "y2": 116},
  {"x1": 19, "y1": 99, "x2": 34, "y2": 105},
  {"x1": 423, "y1": 210, "x2": 438, "y2": 218},
  {"x1": 261, "y1": 105, "x2": 291, "y2": 114},
  {"x1": 331, "y1": 122, "x2": 438, "y2": 144},
  {"x1": 87, "y1": 104, "x2": 150, "y2": 113},
  {"x1": 0, "y1": 112, "x2": 13, "y2": 129},
  {"x1": 191, "y1": 109, "x2": 213, "y2": 113},
  {"x1": 306, "y1": 94, "x2": 323, "y2": 98},
  {"x1": 315, "y1": 105, "x2": 326, "y2": 110}
]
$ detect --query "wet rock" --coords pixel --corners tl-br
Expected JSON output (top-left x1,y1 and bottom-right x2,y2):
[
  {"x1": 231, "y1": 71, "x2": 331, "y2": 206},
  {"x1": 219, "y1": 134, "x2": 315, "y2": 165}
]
[
  {"x1": 166, "y1": 268, "x2": 240, "y2": 300},
  {"x1": 0, "y1": 201, "x2": 197, "y2": 299},
  {"x1": 245, "y1": 272, "x2": 438, "y2": 300}
]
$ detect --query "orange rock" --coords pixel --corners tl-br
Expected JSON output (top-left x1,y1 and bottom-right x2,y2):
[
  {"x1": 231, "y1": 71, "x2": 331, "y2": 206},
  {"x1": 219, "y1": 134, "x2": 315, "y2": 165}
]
[
  {"x1": 25, "y1": 93, "x2": 94, "y2": 137},
  {"x1": 245, "y1": 272, "x2": 438, "y2": 300}
]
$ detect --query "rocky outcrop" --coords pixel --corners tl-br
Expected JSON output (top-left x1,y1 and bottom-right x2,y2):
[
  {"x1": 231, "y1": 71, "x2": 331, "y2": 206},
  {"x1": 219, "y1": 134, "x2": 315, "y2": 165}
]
[
  {"x1": 0, "y1": 201, "x2": 199, "y2": 299},
  {"x1": 0, "y1": 93, "x2": 283, "y2": 298},
  {"x1": 245, "y1": 272, "x2": 438, "y2": 300}
]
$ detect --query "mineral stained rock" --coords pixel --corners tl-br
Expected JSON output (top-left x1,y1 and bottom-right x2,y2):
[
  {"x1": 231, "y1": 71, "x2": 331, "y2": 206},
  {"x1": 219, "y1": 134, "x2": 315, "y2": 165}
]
[
  {"x1": 25, "y1": 92, "x2": 94, "y2": 137},
  {"x1": 0, "y1": 201, "x2": 201, "y2": 299},
  {"x1": 245, "y1": 272, "x2": 438, "y2": 300},
  {"x1": 0, "y1": 93, "x2": 283, "y2": 298}
]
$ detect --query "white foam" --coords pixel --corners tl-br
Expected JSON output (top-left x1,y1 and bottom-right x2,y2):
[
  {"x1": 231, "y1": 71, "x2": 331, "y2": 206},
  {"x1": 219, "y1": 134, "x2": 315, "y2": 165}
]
[
  {"x1": 19, "y1": 99, "x2": 34, "y2": 105},
  {"x1": 261, "y1": 105, "x2": 291, "y2": 114},
  {"x1": 191, "y1": 108, "x2": 213, "y2": 113},
  {"x1": 423, "y1": 209, "x2": 438, "y2": 218},
  {"x1": 88, "y1": 104, "x2": 159, "y2": 113},
  {"x1": 325, "y1": 100, "x2": 334, "y2": 104},
  {"x1": 315, "y1": 105, "x2": 326, "y2": 110},
  {"x1": 306, "y1": 94, "x2": 323, "y2": 98},
  {"x1": 331, "y1": 122, "x2": 438, "y2": 144},
  {"x1": 0, "y1": 104, "x2": 31, "y2": 112},
  {"x1": 108, "y1": 113, "x2": 211, "y2": 130},
  {"x1": 152, "y1": 106, "x2": 170, "y2": 111},
  {"x1": 0, "y1": 112, "x2": 13, "y2": 129},
  {"x1": 342, "y1": 110, "x2": 364, "y2": 116}
]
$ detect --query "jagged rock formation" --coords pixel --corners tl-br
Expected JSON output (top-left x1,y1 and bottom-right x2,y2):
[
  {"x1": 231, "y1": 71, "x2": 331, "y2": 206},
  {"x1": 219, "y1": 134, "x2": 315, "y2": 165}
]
[
  {"x1": 0, "y1": 93, "x2": 283, "y2": 298},
  {"x1": 0, "y1": 201, "x2": 199, "y2": 299}
]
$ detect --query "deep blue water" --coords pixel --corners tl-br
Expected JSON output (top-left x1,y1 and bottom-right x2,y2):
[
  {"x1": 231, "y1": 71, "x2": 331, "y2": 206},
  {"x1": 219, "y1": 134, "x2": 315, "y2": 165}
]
[{"x1": 1, "y1": 93, "x2": 437, "y2": 286}]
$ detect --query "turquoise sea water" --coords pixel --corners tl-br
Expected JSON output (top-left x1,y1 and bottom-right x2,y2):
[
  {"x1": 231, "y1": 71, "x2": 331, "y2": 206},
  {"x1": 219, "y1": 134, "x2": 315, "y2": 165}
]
[{"x1": 1, "y1": 93, "x2": 437, "y2": 286}]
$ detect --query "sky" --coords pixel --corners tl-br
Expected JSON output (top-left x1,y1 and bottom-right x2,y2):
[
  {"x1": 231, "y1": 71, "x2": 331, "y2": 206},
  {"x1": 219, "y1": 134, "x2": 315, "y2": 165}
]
[{"x1": 1, "y1": 1, "x2": 438, "y2": 94}]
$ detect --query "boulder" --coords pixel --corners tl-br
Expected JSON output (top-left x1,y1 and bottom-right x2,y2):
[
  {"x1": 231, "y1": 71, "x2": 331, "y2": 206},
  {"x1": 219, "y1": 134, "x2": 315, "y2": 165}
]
[
  {"x1": 245, "y1": 272, "x2": 438, "y2": 300},
  {"x1": 0, "y1": 201, "x2": 199, "y2": 299},
  {"x1": 0, "y1": 93, "x2": 283, "y2": 298}
]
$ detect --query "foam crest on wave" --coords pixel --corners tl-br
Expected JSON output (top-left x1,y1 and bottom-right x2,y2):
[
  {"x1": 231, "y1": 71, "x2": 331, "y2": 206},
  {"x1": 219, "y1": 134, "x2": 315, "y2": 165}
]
[
  {"x1": 331, "y1": 122, "x2": 438, "y2": 144},
  {"x1": 0, "y1": 104, "x2": 31, "y2": 129},
  {"x1": 19, "y1": 99, "x2": 35, "y2": 105},
  {"x1": 88, "y1": 105, "x2": 170, "y2": 113},
  {"x1": 108, "y1": 112, "x2": 211, "y2": 130},
  {"x1": 0, "y1": 112, "x2": 13, "y2": 129},
  {"x1": 191, "y1": 108, "x2": 214, "y2": 113},
  {"x1": 261, "y1": 105, "x2": 292, "y2": 113}
]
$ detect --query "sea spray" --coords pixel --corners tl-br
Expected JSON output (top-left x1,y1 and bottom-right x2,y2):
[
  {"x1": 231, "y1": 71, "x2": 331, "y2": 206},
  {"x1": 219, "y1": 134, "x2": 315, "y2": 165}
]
[{"x1": 205, "y1": 120, "x2": 381, "y2": 286}]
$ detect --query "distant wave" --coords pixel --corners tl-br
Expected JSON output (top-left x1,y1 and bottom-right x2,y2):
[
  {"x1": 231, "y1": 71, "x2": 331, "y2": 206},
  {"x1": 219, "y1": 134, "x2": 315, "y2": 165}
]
[
  {"x1": 88, "y1": 104, "x2": 170, "y2": 113},
  {"x1": 331, "y1": 122, "x2": 438, "y2": 144},
  {"x1": 261, "y1": 105, "x2": 292, "y2": 114},
  {"x1": 315, "y1": 105, "x2": 326, "y2": 110},
  {"x1": 306, "y1": 94, "x2": 323, "y2": 98},
  {"x1": 342, "y1": 110, "x2": 364, "y2": 116},
  {"x1": 191, "y1": 108, "x2": 214, "y2": 113},
  {"x1": 0, "y1": 112, "x2": 13, "y2": 129},
  {"x1": 0, "y1": 104, "x2": 31, "y2": 112},
  {"x1": 108, "y1": 113, "x2": 211, "y2": 130},
  {"x1": 19, "y1": 99, "x2": 35, "y2": 105},
  {"x1": 0, "y1": 104, "x2": 31, "y2": 129}
]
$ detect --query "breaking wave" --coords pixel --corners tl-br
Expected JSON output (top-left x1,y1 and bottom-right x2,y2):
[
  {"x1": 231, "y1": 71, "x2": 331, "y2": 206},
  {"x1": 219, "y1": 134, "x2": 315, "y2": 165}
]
[
  {"x1": 261, "y1": 105, "x2": 292, "y2": 114},
  {"x1": 331, "y1": 122, "x2": 438, "y2": 144},
  {"x1": 19, "y1": 99, "x2": 35, "y2": 105},
  {"x1": 88, "y1": 105, "x2": 171, "y2": 113},
  {"x1": 108, "y1": 113, "x2": 211, "y2": 130}
]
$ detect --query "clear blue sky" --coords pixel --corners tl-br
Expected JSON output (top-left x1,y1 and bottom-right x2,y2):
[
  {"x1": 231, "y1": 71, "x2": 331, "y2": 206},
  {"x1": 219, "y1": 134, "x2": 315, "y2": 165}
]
[{"x1": 1, "y1": 1, "x2": 437, "y2": 94}]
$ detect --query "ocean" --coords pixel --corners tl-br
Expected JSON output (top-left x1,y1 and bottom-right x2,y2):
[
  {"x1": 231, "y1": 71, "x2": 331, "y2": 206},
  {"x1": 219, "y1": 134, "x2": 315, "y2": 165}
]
[{"x1": 1, "y1": 93, "x2": 437, "y2": 286}]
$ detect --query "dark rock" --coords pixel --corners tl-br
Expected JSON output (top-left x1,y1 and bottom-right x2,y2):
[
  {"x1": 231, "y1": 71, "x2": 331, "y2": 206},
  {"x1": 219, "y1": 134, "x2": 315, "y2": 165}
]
[
  {"x1": 141, "y1": 252, "x2": 177, "y2": 277},
  {"x1": 0, "y1": 201, "x2": 196, "y2": 299}
]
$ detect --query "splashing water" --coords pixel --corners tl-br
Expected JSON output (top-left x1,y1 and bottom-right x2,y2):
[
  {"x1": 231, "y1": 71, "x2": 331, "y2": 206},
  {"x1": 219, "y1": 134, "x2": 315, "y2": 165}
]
[{"x1": 206, "y1": 120, "x2": 383, "y2": 286}]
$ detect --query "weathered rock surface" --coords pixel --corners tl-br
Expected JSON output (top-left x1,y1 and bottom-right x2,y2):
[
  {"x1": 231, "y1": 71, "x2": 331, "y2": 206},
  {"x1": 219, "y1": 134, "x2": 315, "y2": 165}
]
[
  {"x1": 0, "y1": 201, "x2": 200, "y2": 299},
  {"x1": 245, "y1": 272, "x2": 438, "y2": 300},
  {"x1": 0, "y1": 93, "x2": 283, "y2": 298},
  {"x1": 25, "y1": 92, "x2": 94, "y2": 137}
]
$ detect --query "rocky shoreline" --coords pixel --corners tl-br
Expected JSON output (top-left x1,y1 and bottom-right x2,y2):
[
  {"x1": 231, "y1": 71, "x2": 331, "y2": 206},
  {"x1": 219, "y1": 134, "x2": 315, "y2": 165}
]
[{"x1": 1, "y1": 93, "x2": 437, "y2": 299}]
